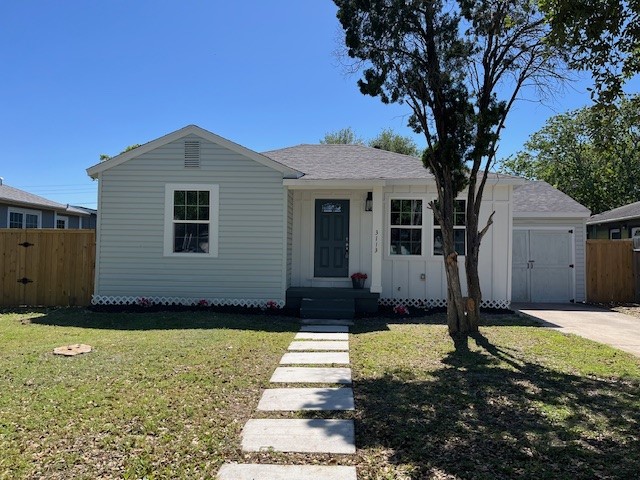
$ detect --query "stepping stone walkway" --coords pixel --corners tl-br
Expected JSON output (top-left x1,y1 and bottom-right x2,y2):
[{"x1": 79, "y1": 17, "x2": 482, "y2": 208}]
[
  {"x1": 257, "y1": 387, "x2": 354, "y2": 411},
  {"x1": 270, "y1": 366, "x2": 352, "y2": 384},
  {"x1": 288, "y1": 340, "x2": 349, "y2": 350},
  {"x1": 280, "y1": 351, "x2": 350, "y2": 365},
  {"x1": 218, "y1": 464, "x2": 357, "y2": 480},
  {"x1": 217, "y1": 322, "x2": 357, "y2": 479}
]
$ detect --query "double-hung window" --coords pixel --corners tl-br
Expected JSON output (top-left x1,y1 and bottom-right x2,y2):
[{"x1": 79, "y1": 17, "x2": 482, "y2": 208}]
[
  {"x1": 433, "y1": 199, "x2": 466, "y2": 255},
  {"x1": 8, "y1": 207, "x2": 41, "y2": 229},
  {"x1": 390, "y1": 199, "x2": 423, "y2": 255},
  {"x1": 164, "y1": 184, "x2": 219, "y2": 257}
]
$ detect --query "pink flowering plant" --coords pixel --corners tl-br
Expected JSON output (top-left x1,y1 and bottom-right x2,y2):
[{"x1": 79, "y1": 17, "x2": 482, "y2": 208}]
[
  {"x1": 196, "y1": 299, "x2": 210, "y2": 307},
  {"x1": 136, "y1": 297, "x2": 153, "y2": 308},
  {"x1": 350, "y1": 272, "x2": 368, "y2": 280},
  {"x1": 265, "y1": 300, "x2": 280, "y2": 311},
  {"x1": 393, "y1": 304, "x2": 410, "y2": 316}
]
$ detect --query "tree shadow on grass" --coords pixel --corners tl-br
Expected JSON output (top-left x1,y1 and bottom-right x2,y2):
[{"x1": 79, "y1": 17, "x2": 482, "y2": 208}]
[
  {"x1": 14, "y1": 307, "x2": 300, "y2": 333},
  {"x1": 353, "y1": 312, "x2": 541, "y2": 335},
  {"x1": 354, "y1": 333, "x2": 640, "y2": 479}
]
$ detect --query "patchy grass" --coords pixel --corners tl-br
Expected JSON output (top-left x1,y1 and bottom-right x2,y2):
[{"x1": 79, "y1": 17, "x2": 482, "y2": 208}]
[
  {"x1": 2, "y1": 309, "x2": 640, "y2": 479},
  {"x1": 351, "y1": 315, "x2": 640, "y2": 479},
  {"x1": 0, "y1": 308, "x2": 298, "y2": 479}
]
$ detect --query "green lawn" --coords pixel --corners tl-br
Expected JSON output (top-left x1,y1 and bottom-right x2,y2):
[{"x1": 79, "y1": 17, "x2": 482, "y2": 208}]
[{"x1": 1, "y1": 309, "x2": 639, "y2": 479}]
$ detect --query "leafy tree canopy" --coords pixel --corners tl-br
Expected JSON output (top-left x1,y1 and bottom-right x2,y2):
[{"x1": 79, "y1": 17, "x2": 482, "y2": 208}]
[
  {"x1": 99, "y1": 144, "x2": 142, "y2": 162},
  {"x1": 368, "y1": 128, "x2": 419, "y2": 156},
  {"x1": 541, "y1": 0, "x2": 640, "y2": 103},
  {"x1": 334, "y1": 0, "x2": 564, "y2": 334},
  {"x1": 320, "y1": 127, "x2": 364, "y2": 145},
  {"x1": 321, "y1": 127, "x2": 420, "y2": 156},
  {"x1": 501, "y1": 94, "x2": 640, "y2": 214}
]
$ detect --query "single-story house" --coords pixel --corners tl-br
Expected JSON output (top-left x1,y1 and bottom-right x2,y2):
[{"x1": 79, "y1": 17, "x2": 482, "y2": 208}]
[
  {"x1": 0, "y1": 179, "x2": 96, "y2": 229},
  {"x1": 586, "y1": 201, "x2": 640, "y2": 239},
  {"x1": 86, "y1": 125, "x2": 590, "y2": 311}
]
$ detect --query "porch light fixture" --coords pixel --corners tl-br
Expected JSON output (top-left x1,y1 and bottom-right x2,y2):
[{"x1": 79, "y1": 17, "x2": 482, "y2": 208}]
[{"x1": 365, "y1": 191, "x2": 373, "y2": 212}]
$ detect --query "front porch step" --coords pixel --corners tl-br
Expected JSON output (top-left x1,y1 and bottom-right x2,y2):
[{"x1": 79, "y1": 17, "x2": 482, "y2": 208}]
[
  {"x1": 300, "y1": 298, "x2": 355, "y2": 320},
  {"x1": 287, "y1": 287, "x2": 379, "y2": 314}
]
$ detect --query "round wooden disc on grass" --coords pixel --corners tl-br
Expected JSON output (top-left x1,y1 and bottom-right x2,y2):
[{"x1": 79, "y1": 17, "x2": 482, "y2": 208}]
[{"x1": 53, "y1": 344, "x2": 92, "y2": 356}]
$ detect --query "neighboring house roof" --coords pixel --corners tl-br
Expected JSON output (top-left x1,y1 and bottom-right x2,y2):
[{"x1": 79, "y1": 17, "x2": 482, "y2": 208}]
[
  {"x1": 586, "y1": 200, "x2": 640, "y2": 225},
  {"x1": 513, "y1": 181, "x2": 590, "y2": 218},
  {"x1": 68, "y1": 205, "x2": 97, "y2": 216},
  {"x1": 86, "y1": 125, "x2": 302, "y2": 179},
  {"x1": 0, "y1": 183, "x2": 91, "y2": 216},
  {"x1": 263, "y1": 144, "x2": 523, "y2": 185}
]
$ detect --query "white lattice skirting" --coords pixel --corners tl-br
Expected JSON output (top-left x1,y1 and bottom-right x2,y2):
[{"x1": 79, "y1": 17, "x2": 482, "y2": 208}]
[
  {"x1": 92, "y1": 295, "x2": 285, "y2": 308},
  {"x1": 379, "y1": 298, "x2": 511, "y2": 310}
]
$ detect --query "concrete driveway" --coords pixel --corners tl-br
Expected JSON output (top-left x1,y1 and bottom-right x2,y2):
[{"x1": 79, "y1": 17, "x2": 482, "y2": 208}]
[{"x1": 512, "y1": 303, "x2": 640, "y2": 357}]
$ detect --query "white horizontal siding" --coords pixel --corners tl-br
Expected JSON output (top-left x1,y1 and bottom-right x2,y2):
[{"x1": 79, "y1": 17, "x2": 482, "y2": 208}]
[{"x1": 96, "y1": 135, "x2": 286, "y2": 301}]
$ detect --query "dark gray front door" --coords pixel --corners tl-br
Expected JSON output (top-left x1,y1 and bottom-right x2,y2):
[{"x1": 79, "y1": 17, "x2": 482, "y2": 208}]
[{"x1": 314, "y1": 199, "x2": 349, "y2": 277}]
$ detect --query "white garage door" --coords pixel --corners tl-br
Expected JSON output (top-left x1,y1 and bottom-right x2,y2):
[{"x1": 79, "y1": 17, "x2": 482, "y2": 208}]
[{"x1": 512, "y1": 229, "x2": 574, "y2": 303}]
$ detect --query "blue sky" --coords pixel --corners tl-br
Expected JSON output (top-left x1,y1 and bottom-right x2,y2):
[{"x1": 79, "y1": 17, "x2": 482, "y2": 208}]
[{"x1": 0, "y1": 1, "x2": 637, "y2": 208}]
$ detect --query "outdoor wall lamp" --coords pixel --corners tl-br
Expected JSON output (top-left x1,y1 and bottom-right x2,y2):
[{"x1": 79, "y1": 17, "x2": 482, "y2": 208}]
[{"x1": 365, "y1": 191, "x2": 373, "y2": 212}]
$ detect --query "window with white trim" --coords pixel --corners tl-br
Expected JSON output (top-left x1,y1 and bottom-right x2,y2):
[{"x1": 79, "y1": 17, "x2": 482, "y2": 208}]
[
  {"x1": 164, "y1": 184, "x2": 219, "y2": 257},
  {"x1": 390, "y1": 199, "x2": 423, "y2": 255},
  {"x1": 433, "y1": 199, "x2": 466, "y2": 255},
  {"x1": 609, "y1": 228, "x2": 621, "y2": 240},
  {"x1": 8, "y1": 207, "x2": 41, "y2": 229},
  {"x1": 56, "y1": 215, "x2": 69, "y2": 229}
]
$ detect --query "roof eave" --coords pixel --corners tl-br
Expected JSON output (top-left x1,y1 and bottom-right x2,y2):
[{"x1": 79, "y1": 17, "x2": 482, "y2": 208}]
[
  {"x1": 586, "y1": 212, "x2": 640, "y2": 225},
  {"x1": 284, "y1": 178, "x2": 387, "y2": 188},
  {"x1": 515, "y1": 211, "x2": 591, "y2": 219},
  {"x1": 0, "y1": 198, "x2": 91, "y2": 216}
]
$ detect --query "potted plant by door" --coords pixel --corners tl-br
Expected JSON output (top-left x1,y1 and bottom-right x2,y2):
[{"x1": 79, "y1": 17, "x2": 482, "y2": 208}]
[{"x1": 351, "y1": 272, "x2": 368, "y2": 289}]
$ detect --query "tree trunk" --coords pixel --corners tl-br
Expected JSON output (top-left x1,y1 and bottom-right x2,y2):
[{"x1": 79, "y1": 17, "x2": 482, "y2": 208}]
[
  {"x1": 439, "y1": 205, "x2": 468, "y2": 335},
  {"x1": 445, "y1": 251, "x2": 467, "y2": 335},
  {"x1": 465, "y1": 248, "x2": 481, "y2": 332},
  {"x1": 464, "y1": 203, "x2": 482, "y2": 333}
]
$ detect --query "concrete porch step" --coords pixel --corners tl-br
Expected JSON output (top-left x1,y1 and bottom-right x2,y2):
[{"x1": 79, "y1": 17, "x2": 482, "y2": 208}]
[
  {"x1": 299, "y1": 325, "x2": 350, "y2": 332},
  {"x1": 300, "y1": 319, "x2": 354, "y2": 326},
  {"x1": 300, "y1": 298, "x2": 355, "y2": 320}
]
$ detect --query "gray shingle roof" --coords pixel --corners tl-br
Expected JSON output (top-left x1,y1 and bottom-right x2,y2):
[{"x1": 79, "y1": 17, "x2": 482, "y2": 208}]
[
  {"x1": 262, "y1": 144, "x2": 433, "y2": 180},
  {"x1": 586, "y1": 200, "x2": 640, "y2": 225},
  {"x1": 0, "y1": 183, "x2": 91, "y2": 215},
  {"x1": 513, "y1": 181, "x2": 590, "y2": 216}
]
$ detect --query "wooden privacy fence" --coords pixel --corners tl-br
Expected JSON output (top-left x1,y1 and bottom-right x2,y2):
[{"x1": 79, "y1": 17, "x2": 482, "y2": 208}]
[
  {"x1": 0, "y1": 229, "x2": 95, "y2": 307},
  {"x1": 586, "y1": 239, "x2": 636, "y2": 303}
]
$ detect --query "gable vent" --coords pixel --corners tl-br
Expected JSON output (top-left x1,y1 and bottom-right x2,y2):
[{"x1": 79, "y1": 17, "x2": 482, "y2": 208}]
[{"x1": 184, "y1": 141, "x2": 201, "y2": 168}]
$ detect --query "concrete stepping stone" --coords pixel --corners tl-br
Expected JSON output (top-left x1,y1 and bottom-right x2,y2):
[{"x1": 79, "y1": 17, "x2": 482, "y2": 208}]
[
  {"x1": 288, "y1": 341, "x2": 349, "y2": 351},
  {"x1": 241, "y1": 419, "x2": 356, "y2": 454},
  {"x1": 295, "y1": 332, "x2": 349, "y2": 340},
  {"x1": 300, "y1": 319, "x2": 354, "y2": 326},
  {"x1": 257, "y1": 387, "x2": 354, "y2": 411},
  {"x1": 217, "y1": 464, "x2": 357, "y2": 480},
  {"x1": 300, "y1": 325, "x2": 349, "y2": 333},
  {"x1": 270, "y1": 367, "x2": 352, "y2": 384},
  {"x1": 280, "y1": 352, "x2": 350, "y2": 365}
]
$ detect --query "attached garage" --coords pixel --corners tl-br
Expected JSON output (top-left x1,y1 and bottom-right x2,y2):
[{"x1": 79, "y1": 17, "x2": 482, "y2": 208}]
[{"x1": 512, "y1": 181, "x2": 590, "y2": 303}]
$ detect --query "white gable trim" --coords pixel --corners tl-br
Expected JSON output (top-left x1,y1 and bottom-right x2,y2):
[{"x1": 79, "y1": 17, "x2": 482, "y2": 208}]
[{"x1": 87, "y1": 125, "x2": 302, "y2": 179}]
